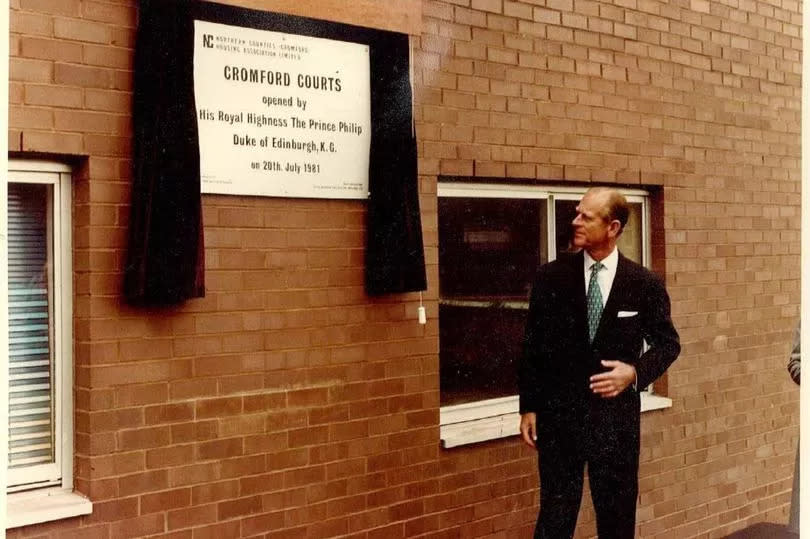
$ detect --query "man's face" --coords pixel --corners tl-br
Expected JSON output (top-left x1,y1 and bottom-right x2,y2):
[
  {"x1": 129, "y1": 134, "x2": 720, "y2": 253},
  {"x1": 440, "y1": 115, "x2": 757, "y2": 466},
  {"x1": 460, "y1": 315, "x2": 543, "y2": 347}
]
[{"x1": 571, "y1": 190, "x2": 616, "y2": 252}]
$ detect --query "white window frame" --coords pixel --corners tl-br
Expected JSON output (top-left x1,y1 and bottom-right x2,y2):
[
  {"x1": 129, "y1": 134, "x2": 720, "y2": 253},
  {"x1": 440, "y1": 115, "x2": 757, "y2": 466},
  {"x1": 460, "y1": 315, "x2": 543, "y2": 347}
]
[
  {"x1": 2, "y1": 2, "x2": 10, "y2": 527},
  {"x1": 5, "y1": 160, "x2": 91, "y2": 528},
  {"x1": 437, "y1": 183, "x2": 672, "y2": 448}
]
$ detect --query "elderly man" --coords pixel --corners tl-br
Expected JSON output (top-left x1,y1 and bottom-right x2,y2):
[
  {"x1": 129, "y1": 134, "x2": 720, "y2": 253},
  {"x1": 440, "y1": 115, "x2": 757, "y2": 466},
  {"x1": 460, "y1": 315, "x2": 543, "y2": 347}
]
[{"x1": 519, "y1": 187, "x2": 681, "y2": 539}]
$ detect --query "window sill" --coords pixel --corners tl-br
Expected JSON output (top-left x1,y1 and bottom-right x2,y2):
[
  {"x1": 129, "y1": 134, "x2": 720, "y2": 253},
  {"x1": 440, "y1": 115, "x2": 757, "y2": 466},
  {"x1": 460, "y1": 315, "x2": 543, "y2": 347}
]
[
  {"x1": 7, "y1": 488, "x2": 92, "y2": 529},
  {"x1": 440, "y1": 393, "x2": 673, "y2": 449}
]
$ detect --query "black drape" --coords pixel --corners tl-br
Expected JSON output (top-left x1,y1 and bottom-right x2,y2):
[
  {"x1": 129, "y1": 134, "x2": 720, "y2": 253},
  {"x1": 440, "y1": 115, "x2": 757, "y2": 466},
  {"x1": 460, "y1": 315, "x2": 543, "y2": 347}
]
[
  {"x1": 365, "y1": 37, "x2": 427, "y2": 295},
  {"x1": 124, "y1": 0, "x2": 204, "y2": 306},
  {"x1": 124, "y1": 0, "x2": 426, "y2": 306}
]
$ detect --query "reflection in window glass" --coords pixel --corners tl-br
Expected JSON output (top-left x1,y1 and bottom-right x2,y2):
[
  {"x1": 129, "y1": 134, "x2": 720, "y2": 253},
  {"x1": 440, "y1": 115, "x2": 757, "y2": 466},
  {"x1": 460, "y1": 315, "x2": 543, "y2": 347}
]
[
  {"x1": 618, "y1": 203, "x2": 643, "y2": 264},
  {"x1": 553, "y1": 199, "x2": 580, "y2": 257},
  {"x1": 438, "y1": 197, "x2": 547, "y2": 406}
]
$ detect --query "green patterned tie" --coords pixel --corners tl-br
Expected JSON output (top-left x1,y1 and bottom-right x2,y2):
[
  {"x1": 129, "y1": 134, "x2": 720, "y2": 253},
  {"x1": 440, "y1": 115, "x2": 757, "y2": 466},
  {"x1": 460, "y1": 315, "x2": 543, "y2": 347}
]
[{"x1": 587, "y1": 262, "x2": 604, "y2": 342}]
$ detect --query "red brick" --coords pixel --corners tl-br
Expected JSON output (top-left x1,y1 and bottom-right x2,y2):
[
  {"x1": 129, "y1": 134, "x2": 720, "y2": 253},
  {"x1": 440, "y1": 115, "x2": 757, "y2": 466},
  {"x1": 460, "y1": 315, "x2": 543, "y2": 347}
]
[
  {"x1": 19, "y1": 0, "x2": 80, "y2": 16},
  {"x1": 167, "y1": 503, "x2": 217, "y2": 531},
  {"x1": 10, "y1": 11, "x2": 54, "y2": 35},
  {"x1": 53, "y1": 17, "x2": 110, "y2": 43},
  {"x1": 82, "y1": 1, "x2": 136, "y2": 25},
  {"x1": 83, "y1": 133, "x2": 129, "y2": 156},
  {"x1": 242, "y1": 512, "x2": 286, "y2": 537},
  {"x1": 240, "y1": 471, "x2": 285, "y2": 496},
  {"x1": 116, "y1": 383, "x2": 169, "y2": 406},
  {"x1": 244, "y1": 432, "x2": 288, "y2": 454},
  {"x1": 217, "y1": 495, "x2": 262, "y2": 520},
  {"x1": 190, "y1": 521, "x2": 241, "y2": 539},
  {"x1": 244, "y1": 392, "x2": 287, "y2": 413},
  {"x1": 197, "y1": 438, "x2": 244, "y2": 461},
  {"x1": 219, "y1": 414, "x2": 265, "y2": 437},
  {"x1": 10, "y1": 105, "x2": 53, "y2": 129},
  {"x1": 219, "y1": 455, "x2": 266, "y2": 479},
  {"x1": 140, "y1": 488, "x2": 192, "y2": 514},
  {"x1": 83, "y1": 451, "x2": 144, "y2": 479},
  {"x1": 169, "y1": 463, "x2": 220, "y2": 489},
  {"x1": 84, "y1": 88, "x2": 130, "y2": 112},
  {"x1": 170, "y1": 420, "x2": 219, "y2": 444},
  {"x1": 90, "y1": 360, "x2": 192, "y2": 387},
  {"x1": 21, "y1": 129, "x2": 83, "y2": 153},
  {"x1": 108, "y1": 514, "x2": 165, "y2": 539},
  {"x1": 329, "y1": 420, "x2": 370, "y2": 442},
  {"x1": 10, "y1": 82, "x2": 24, "y2": 106},
  {"x1": 192, "y1": 479, "x2": 241, "y2": 504},
  {"x1": 471, "y1": 0, "x2": 502, "y2": 13},
  {"x1": 170, "y1": 379, "x2": 218, "y2": 400},
  {"x1": 288, "y1": 387, "x2": 330, "y2": 407},
  {"x1": 196, "y1": 397, "x2": 243, "y2": 419},
  {"x1": 20, "y1": 37, "x2": 82, "y2": 62},
  {"x1": 54, "y1": 62, "x2": 112, "y2": 87},
  {"x1": 109, "y1": 25, "x2": 135, "y2": 48},
  {"x1": 53, "y1": 110, "x2": 118, "y2": 133},
  {"x1": 117, "y1": 426, "x2": 171, "y2": 451},
  {"x1": 117, "y1": 470, "x2": 168, "y2": 496},
  {"x1": 144, "y1": 403, "x2": 195, "y2": 425},
  {"x1": 84, "y1": 497, "x2": 138, "y2": 524},
  {"x1": 54, "y1": 524, "x2": 112, "y2": 539}
]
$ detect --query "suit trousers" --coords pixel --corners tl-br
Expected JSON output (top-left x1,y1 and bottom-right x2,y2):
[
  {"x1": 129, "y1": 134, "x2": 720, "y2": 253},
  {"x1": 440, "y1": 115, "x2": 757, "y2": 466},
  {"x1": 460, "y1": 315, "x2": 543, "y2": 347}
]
[{"x1": 534, "y1": 401, "x2": 640, "y2": 539}]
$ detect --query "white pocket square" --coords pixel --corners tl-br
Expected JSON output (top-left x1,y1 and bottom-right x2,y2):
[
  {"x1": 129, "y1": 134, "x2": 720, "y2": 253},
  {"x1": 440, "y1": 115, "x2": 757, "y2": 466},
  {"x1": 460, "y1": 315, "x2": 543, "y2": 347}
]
[{"x1": 617, "y1": 311, "x2": 639, "y2": 318}]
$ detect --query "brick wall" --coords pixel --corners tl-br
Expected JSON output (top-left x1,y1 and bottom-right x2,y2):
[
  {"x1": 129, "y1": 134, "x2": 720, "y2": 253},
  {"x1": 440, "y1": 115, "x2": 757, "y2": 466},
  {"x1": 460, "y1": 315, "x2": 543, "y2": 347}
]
[{"x1": 8, "y1": 0, "x2": 800, "y2": 538}]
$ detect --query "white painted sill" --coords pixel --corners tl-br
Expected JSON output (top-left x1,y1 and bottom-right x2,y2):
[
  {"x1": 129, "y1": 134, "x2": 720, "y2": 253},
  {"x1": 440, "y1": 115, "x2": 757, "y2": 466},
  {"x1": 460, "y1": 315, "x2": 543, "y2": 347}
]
[
  {"x1": 7, "y1": 488, "x2": 92, "y2": 529},
  {"x1": 440, "y1": 393, "x2": 673, "y2": 449}
]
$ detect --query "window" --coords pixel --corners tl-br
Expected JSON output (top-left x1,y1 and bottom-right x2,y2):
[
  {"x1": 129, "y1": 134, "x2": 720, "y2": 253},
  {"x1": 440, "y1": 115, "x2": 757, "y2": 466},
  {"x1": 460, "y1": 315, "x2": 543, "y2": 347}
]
[
  {"x1": 438, "y1": 194, "x2": 548, "y2": 406},
  {"x1": 438, "y1": 183, "x2": 670, "y2": 448},
  {"x1": 6, "y1": 161, "x2": 90, "y2": 528}
]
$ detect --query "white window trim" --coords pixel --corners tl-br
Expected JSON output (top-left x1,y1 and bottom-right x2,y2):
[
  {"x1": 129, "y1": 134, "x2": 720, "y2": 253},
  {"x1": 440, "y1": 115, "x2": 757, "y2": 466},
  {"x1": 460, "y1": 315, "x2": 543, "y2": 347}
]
[
  {"x1": 5, "y1": 160, "x2": 91, "y2": 527},
  {"x1": 2, "y1": 0, "x2": 10, "y2": 527},
  {"x1": 440, "y1": 393, "x2": 673, "y2": 448},
  {"x1": 438, "y1": 183, "x2": 669, "y2": 448},
  {"x1": 7, "y1": 488, "x2": 91, "y2": 529}
]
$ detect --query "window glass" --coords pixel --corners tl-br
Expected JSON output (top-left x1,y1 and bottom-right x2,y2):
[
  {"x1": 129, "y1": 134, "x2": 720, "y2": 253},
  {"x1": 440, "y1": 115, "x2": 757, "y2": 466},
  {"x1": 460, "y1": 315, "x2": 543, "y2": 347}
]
[
  {"x1": 618, "y1": 202, "x2": 644, "y2": 264},
  {"x1": 438, "y1": 197, "x2": 547, "y2": 406},
  {"x1": 553, "y1": 199, "x2": 580, "y2": 257},
  {"x1": 7, "y1": 183, "x2": 56, "y2": 481}
]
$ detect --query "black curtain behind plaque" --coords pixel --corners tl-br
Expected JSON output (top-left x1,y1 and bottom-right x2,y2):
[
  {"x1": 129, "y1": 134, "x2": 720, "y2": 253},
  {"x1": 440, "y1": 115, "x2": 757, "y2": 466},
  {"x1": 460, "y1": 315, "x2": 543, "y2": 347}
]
[
  {"x1": 124, "y1": 0, "x2": 426, "y2": 306},
  {"x1": 124, "y1": 0, "x2": 204, "y2": 306}
]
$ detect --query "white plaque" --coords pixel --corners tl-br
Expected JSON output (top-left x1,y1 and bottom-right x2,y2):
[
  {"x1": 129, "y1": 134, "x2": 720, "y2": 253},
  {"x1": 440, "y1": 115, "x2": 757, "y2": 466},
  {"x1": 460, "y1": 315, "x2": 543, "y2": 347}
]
[{"x1": 193, "y1": 20, "x2": 371, "y2": 199}]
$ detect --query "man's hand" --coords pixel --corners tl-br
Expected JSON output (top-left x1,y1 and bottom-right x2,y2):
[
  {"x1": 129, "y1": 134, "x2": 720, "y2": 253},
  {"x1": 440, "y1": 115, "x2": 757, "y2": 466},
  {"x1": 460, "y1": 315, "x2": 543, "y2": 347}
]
[
  {"x1": 589, "y1": 360, "x2": 637, "y2": 398},
  {"x1": 520, "y1": 413, "x2": 537, "y2": 448}
]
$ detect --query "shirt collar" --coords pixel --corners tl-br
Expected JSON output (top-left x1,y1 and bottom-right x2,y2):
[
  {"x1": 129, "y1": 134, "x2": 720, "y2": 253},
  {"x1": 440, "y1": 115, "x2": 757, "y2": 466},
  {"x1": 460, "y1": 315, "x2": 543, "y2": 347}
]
[{"x1": 584, "y1": 247, "x2": 618, "y2": 272}]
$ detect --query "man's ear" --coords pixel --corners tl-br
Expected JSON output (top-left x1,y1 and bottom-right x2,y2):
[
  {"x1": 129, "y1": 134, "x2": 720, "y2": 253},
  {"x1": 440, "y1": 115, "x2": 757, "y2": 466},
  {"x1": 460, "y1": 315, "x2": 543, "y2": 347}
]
[{"x1": 608, "y1": 219, "x2": 621, "y2": 238}]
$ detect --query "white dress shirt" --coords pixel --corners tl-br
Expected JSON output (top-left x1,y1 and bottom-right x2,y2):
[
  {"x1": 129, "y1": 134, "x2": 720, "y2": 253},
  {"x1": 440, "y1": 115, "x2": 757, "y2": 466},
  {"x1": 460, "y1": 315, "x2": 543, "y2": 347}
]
[{"x1": 583, "y1": 247, "x2": 619, "y2": 307}]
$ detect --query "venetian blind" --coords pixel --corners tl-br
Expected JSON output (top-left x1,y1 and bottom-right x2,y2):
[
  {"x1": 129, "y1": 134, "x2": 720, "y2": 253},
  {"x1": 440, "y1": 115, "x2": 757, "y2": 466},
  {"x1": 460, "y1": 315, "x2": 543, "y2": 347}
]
[{"x1": 7, "y1": 183, "x2": 55, "y2": 472}]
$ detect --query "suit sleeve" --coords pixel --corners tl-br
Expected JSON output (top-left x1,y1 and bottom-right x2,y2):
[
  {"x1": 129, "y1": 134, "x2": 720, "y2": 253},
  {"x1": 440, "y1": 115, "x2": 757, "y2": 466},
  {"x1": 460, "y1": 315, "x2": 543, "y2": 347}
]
[
  {"x1": 635, "y1": 272, "x2": 681, "y2": 390},
  {"x1": 519, "y1": 267, "x2": 550, "y2": 414},
  {"x1": 788, "y1": 323, "x2": 800, "y2": 385}
]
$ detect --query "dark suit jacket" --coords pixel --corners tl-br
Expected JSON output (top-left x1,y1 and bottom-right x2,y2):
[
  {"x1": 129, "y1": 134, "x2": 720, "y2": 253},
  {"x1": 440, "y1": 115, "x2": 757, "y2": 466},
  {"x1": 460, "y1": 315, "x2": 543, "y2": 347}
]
[{"x1": 519, "y1": 250, "x2": 680, "y2": 439}]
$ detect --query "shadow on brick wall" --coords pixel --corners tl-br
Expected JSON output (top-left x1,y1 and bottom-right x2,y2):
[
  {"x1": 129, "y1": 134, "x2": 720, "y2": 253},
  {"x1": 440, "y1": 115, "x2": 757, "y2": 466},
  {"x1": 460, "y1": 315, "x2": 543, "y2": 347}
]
[{"x1": 723, "y1": 523, "x2": 798, "y2": 539}]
